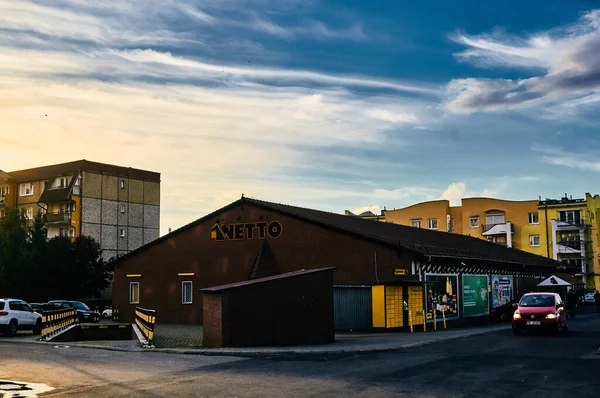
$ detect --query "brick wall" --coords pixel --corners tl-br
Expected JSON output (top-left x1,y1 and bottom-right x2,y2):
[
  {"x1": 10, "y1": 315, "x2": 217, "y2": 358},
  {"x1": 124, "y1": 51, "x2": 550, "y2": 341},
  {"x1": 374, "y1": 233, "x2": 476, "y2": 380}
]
[
  {"x1": 113, "y1": 202, "x2": 411, "y2": 324},
  {"x1": 202, "y1": 293, "x2": 222, "y2": 348}
]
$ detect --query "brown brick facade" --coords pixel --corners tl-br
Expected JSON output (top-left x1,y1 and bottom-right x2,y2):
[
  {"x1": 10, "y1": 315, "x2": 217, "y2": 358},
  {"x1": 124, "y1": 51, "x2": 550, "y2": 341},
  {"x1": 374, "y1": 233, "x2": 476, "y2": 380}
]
[{"x1": 113, "y1": 202, "x2": 410, "y2": 324}]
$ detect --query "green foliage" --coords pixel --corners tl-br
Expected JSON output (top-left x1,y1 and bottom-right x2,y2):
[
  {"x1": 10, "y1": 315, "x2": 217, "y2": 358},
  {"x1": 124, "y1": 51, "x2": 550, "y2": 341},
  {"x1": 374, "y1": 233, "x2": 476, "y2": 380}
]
[{"x1": 0, "y1": 207, "x2": 113, "y2": 301}]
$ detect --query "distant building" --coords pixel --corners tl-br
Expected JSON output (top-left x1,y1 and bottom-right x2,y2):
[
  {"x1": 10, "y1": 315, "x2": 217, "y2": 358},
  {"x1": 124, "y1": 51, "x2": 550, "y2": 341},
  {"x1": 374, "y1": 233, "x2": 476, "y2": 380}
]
[
  {"x1": 0, "y1": 160, "x2": 160, "y2": 262},
  {"x1": 344, "y1": 209, "x2": 385, "y2": 221},
  {"x1": 379, "y1": 194, "x2": 600, "y2": 290}
]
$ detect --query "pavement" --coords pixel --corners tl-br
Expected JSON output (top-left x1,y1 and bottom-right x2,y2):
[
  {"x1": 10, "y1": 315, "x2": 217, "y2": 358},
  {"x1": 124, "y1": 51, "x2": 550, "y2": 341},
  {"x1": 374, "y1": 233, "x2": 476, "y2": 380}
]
[{"x1": 2, "y1": 314, "x2": 600, "y2": 397}]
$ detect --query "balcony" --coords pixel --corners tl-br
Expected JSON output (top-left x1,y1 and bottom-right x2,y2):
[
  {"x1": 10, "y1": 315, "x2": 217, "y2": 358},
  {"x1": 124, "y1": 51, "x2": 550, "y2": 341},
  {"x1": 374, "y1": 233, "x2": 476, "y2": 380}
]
[
  {"x1": 482, "y1": 222, "x2": 514, "y2": 236},
  {"x1": 44, "y1": 212, "x2": 71, "y2": 225}
]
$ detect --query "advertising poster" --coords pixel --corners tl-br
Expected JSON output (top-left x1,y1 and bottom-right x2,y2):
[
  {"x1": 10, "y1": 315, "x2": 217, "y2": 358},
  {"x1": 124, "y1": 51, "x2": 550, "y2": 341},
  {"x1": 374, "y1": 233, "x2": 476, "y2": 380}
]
[
  {"x1": 462, "y1": 275, "x2": 489, "y2": 317},
  {"x1": 425, "y1": 275, "x2": 459, "y2": 321},
  {"x1": 491, "y1": 275, "x2": 513, "y2": 309}
]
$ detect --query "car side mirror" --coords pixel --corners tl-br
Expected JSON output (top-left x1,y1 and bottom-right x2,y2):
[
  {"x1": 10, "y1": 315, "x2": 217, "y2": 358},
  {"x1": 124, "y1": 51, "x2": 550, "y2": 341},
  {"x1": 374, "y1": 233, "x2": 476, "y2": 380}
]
[
  {"x1": 556, "y1": 304, "x2": 564, "y2": 309},
  {"x1": 512, "y1": 303, "x2": 518, "y2": 308}
]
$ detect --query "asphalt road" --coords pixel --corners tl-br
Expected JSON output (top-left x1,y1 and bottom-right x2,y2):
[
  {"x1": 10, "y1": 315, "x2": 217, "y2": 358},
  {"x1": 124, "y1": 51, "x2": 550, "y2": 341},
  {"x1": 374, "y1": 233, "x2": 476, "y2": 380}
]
[{"x1": 1, "y1": 315, "x2": 600, "y2": 397}]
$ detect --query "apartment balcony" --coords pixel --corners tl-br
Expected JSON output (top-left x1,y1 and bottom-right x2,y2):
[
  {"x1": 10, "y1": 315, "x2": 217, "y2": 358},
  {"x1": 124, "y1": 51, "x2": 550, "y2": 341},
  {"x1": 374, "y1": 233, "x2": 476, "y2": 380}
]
[
  {"x1": 556, "y1": 218, "x2": 590, "y2": 231},
  {"x1": 44, "y1": 212, "x2": 71, "y2": 225},
  {"x1": 481, "y1": 222, "x2": 514, "y2": 236}
]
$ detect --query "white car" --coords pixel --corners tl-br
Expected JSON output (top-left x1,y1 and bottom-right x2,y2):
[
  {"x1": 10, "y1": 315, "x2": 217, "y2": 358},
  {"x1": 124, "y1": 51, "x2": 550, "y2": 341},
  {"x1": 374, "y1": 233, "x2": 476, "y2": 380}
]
[
  {"x1": 0, "y1": 298, "x2": 43, "y2": 337},
  {"x1": 102, "y1": 308, "x2": 113, "y2": 319}
]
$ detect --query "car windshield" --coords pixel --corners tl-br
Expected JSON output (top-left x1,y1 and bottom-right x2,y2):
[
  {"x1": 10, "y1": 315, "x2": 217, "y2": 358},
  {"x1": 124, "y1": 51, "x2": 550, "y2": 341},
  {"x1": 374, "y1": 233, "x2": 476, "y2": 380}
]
[
  {"x1": 72, "y1": 302, "x2": 90, "y2": 310},
  {"x1": 520, "y1": 295, "x2": 555, "y2": 307}
]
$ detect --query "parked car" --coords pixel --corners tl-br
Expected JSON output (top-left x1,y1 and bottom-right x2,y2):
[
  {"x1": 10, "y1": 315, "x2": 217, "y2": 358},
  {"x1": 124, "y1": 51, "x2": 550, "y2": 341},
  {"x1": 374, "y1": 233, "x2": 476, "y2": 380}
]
[
  {"x1": 47, "y1": 300, "x2": 100, "y2": 323},
  {"x1": 512, "y1": 292, "x2": 568, "y2": 335},
  {"x1": 102, "y1": 307, "x2": 113, "y2": 319},
  {"x1": 0, "y1": 299, "x2": 43, "y2": 337},
  {"x1": 584, "y1": 293, "x2": 595, "y2": 304},
  {"x1": 29, "y1": 303, "x2": 56, "y2": 315},
  {"x1": 490, "y1": 299, "x2": 518, "y2": 322}
]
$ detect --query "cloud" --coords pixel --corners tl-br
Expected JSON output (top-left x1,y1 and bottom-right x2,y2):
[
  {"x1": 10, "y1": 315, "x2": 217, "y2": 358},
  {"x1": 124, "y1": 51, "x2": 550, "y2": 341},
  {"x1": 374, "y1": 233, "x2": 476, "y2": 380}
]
[
  {"x1": 440, "y1": 183, "x2": 498, "y2": 206},
  {"x1": 249, "y1": 16, "x2": 366, "y2": 41},
  {"x1": 366, "y1": 109, "x2": 419, "y2": 124},
  {"x1": 533, "y1": 145, "x2": 600, "y2": 172},
  {"x1": 446, "y1": 9, "x2": 600, "y2": 114},
  {"x1": 350, "y1": 205, "x2": 381, "y2": 215}
]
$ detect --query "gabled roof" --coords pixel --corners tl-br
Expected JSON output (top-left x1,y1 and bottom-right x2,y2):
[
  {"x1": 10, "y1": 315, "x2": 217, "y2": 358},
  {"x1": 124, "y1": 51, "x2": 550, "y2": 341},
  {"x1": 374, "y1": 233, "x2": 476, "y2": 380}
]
[
  {"x1": 112, "y1": 196, "x2": 568, "y2": 269},
  {"x1": 538, "y1": 273, "x2": 584, "y2": 286},
  {"x1": 201, "y1": 267, "x2": 336, "y2": 292},
  {"x1": 0, "y1": 170, "x2": 15, "y2": 182}
]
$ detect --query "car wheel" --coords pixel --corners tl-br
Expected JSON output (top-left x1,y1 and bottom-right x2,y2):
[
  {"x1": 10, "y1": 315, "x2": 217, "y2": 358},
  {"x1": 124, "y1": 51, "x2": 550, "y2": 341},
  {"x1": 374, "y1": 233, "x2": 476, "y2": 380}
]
[
  {"x1": 512, "y1": 327, "x2": 521, "y2": 336},
  {"x1": 33, "y1": 320, "x2": 42, "y2": 335},
  {"x1": 8, "y1": 321, "x2": 18, "y2": 337}
]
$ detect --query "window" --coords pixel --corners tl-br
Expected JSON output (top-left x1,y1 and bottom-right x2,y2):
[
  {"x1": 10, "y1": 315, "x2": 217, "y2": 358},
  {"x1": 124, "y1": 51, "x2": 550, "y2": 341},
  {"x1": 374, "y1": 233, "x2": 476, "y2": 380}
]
[
  {"x1": 0, "y1": 186, "x2": 9, "y2": 196},
  {"x1": 25, "y1": 208, "x2": 33, "y2": 219},
  {"x1": 19, "y1": 183, "x2": 34, "y2": 196},
  {"x1": 428, "y1": 218, "x2": 438, "y2": 230},
  {"x1": 528, "y1": 212, "x2": 539, "y2": 224},
  {"x1": 120, "y1": 228, "x2": 126, "y2": 238},
  {"x1": 469, "y1": 216, "x2": 479, "y2": 228},
  {"x1": 120, "y1": 180, "x2": 125, "y2": 189},
  {"x1": 558, "y1": 210, "x2": 581, "y2": 224},
  {"x1": 120, "y1": 204, "x2": 126, "y2": 213},
  {"x1": 529, "y1": 234, "x2": 541, "y2": 247},
  {"x1": 485, "y1": 213, "x2": 505, "y2": 225},
  {"x1": 0, "y1": 209, "x2": 5, "y2": 219},
  {"x1": 129, "y1": 282, "x2": 139, "y2": 304},
  {"x1": 60, "y1": 228, "x2": 74, "y2": 238},
  {"x1": 182, "y1": 281, "x2": 193, "y2": 304},
  {"x1": 410, "y1": 219, "x2": 422, "y2": 228}
]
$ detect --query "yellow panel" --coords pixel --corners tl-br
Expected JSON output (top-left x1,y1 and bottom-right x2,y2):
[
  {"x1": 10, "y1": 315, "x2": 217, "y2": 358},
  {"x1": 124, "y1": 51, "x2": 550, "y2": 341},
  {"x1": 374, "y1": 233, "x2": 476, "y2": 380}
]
[
  {"x1": 372, "y1": 285, "x2": 386, "y2": 328},
  {"x1": 385, "y1": 286, "x2": 403, "y2": 328},
  {"x1": 408, "y1": 286, "x2": 424, "y2": 325}
]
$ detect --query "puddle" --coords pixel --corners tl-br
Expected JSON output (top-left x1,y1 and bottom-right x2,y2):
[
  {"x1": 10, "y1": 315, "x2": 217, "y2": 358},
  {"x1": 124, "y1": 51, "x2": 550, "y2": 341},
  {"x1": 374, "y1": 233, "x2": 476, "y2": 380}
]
[{"x1": 0, "y1": 380, "x2": 54, "y2": 397}]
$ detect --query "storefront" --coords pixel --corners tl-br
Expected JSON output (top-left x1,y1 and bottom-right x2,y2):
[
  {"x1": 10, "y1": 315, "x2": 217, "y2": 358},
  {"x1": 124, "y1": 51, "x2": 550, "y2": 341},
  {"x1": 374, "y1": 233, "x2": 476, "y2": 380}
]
[{"x1": 111, "y1": 196, "x2": 578, "y2": 328}]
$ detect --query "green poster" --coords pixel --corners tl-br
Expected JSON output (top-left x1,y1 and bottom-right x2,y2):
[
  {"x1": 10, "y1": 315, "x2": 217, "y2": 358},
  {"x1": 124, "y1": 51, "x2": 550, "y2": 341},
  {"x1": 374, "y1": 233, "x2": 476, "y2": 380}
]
[{"x1": 462, "y1": 275, "x2": 489, "y2": 317}]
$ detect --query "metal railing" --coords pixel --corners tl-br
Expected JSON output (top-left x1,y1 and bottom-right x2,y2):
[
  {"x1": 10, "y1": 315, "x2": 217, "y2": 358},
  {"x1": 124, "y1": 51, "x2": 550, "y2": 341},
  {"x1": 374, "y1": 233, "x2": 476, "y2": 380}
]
[
  {"x1": 40, "y1": 308, "x2": 78, "y2": 340},
  {"x1": 481, "y1": 223, "x2": 514, "y2": 234},
  {"x1": 135, "y1": 307, "x2": 156, "y2": 346}
]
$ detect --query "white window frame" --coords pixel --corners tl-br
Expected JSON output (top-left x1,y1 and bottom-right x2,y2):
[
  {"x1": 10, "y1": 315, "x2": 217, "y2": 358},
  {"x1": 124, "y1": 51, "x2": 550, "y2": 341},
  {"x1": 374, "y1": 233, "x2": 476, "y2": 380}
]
[
  {"x1": 120, "y1": 228, "x2": 126, "y2": 238},
  {"x1": 469, "y1": 216, "x2": 479, "y2": 228},
  {"x1": 485, "y1": 213, "x2": 505, "y2": 225},
  {"x1": 129, "y1": 282, "x2": 139, "y2": 304},
  {"x1": 182, "y1": 281, "x2": 193, "y2": 304},
  {"x1": 26, "y1": 208, "x2": 33, "y2": 219},
  {"x1": 120, "y1": 180, "x2": 125, "y2": 189},
  {"x1": 0, "y1": 186, "x2": 9, "y2": 196},
  {"x1": 19, "y1": 183, "x2": 34, "y2": 197},
  {"x1": 528, "y1": 212, "x2": 539, "y2": 224},
  {"x1": 428, "y1": 218, "x2": 438, "y2": 230},
  {"x1": 529, "y1": 234, "x2": 541, "y2": 247},
  {"x1": 120, "y1": 204, "x2": 126, "y2": 213},
  {"x1": 410, "y1": 219, "x2": 422, "y2": 228}
]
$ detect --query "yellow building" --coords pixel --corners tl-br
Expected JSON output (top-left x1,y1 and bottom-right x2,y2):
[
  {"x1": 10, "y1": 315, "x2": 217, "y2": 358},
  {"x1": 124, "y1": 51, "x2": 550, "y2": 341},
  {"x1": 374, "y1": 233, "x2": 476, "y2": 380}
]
[
  {"x1": 383, "y1": 198, "x2": 544, "y2": 254},
  {"x1": 378, "y1": 193, "x2": 600, "y2": 290}
]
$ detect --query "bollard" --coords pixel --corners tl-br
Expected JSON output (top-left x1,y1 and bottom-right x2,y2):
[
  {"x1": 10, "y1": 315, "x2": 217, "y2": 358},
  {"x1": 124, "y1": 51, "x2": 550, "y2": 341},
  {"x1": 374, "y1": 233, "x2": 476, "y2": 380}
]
[
  {"x1": 423, "y1": 309, "x2": 427, "y2": 332},
  {"x1": 434, "y1": 310, "x2": 437, "y2": 331},
  {"x1": 409, "y1": 310, "x2": 414, "y2": 333},
  {"x1": 442, "y1": 309, "x2": 447, "y2": 329}
]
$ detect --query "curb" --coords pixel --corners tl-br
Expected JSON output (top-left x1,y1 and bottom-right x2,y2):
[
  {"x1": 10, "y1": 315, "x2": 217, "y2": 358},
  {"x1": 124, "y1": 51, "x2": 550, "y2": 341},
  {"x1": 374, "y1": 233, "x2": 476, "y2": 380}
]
[{"x1": 144, "y1": 325, "x2": 512, "y2": 358}]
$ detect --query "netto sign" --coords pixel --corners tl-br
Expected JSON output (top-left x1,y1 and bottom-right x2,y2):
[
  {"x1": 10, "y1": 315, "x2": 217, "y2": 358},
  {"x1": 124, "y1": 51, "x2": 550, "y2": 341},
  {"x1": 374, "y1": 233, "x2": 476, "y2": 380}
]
[{"x1": 211, "y1": 221, "x2": 283, "y2": 241}]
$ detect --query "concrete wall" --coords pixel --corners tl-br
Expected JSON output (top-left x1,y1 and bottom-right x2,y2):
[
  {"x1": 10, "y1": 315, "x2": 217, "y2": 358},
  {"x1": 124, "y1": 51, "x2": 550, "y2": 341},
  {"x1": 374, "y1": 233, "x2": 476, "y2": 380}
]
[{"x1": 81, "y1": 172, "x2": 160, "y2": 261}]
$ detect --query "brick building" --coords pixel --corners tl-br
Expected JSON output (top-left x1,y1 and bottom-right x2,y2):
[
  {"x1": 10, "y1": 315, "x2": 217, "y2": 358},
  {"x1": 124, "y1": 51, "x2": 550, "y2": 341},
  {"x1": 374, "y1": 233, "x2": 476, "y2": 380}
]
[{"x1": 112, "y1": 196, "x2": 574, "y2": 328}]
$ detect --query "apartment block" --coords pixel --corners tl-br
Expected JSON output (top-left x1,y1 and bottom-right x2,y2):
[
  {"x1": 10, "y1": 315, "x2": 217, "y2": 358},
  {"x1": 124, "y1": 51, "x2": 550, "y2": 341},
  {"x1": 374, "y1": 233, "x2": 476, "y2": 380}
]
[
  {"x1": 0, "y1": 160, "x2": 161, "y2": 262},
  {"x1": 360, "y1": 193, "x2": 600, "y2": 290}
]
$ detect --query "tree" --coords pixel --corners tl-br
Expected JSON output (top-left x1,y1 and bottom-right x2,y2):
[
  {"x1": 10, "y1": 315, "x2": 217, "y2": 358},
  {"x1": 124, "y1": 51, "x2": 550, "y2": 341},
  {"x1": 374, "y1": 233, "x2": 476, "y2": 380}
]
[{"x1": 0, "y1": 208, "x2": 112, "y2": 301}]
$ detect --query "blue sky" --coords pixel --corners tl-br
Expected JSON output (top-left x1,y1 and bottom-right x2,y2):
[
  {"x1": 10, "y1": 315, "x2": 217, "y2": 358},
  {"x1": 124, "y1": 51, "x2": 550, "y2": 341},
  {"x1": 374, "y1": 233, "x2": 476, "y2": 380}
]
[{"x1": 1, "y1": 0, "x2": 600, "y2": 234}]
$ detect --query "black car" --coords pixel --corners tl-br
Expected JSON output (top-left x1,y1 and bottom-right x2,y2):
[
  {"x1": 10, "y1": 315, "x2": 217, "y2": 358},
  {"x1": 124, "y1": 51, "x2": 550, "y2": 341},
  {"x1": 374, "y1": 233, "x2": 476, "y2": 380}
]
[
  {"x1": 29, "y1": 303, "x2": 54, "y2": 315},
  {"x1": 490, "y1": 299, "x2": 518, "y2": 322},
  {"x1": 47, "y1": 300, "x2": 100, "y2": 323}
]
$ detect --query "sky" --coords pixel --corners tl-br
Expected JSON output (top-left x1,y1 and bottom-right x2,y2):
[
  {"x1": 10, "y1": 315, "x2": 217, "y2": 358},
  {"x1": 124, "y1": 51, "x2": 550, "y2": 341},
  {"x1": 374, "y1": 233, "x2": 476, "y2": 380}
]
[{"x1": 1, "y1": 0, "x2": 600, "y2": 235}]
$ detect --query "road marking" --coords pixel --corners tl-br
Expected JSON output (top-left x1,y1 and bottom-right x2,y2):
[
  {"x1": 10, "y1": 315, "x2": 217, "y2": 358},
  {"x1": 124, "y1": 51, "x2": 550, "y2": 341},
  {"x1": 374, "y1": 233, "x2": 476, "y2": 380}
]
[
  {"x1": 0, "y1": 380, "x2": 54, "y2": 397},
  {"x1": 53, "y1": 345, "x2": 70, "y2": 349}
]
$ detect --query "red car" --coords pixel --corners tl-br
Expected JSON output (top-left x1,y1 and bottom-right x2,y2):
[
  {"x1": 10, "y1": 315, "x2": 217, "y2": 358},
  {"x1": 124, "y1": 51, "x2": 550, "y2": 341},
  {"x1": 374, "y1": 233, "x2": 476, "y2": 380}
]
[{"x1": 512, "y1": 292, "x2": 568, "y2": 335}]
